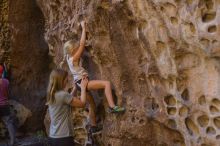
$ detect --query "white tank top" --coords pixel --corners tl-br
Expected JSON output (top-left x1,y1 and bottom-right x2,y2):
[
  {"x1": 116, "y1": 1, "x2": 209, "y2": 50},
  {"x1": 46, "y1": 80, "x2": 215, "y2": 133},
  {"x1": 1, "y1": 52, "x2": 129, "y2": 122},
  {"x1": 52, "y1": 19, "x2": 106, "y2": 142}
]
[{"x1": 66, "y1": 55, "x2": 88, "y2": 82}]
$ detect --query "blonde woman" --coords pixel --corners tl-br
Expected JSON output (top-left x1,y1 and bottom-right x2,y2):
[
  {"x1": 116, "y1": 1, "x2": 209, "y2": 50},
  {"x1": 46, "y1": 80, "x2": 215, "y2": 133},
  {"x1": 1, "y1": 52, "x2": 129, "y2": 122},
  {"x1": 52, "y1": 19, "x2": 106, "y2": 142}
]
[
  {"x1": 47, "y1": 69, "x2": 88, "y2": 146},
  {"x1": 60, "y1": 21, "x2": 125, "y2": 113}
]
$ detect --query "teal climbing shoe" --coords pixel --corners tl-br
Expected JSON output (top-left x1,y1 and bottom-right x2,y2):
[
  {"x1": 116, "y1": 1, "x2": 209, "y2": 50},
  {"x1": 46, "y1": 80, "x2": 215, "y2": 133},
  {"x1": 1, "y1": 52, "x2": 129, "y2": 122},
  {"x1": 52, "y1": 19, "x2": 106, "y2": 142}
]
[{"x1": 108, "y1": 106, "x2": 125, "y2": 113}]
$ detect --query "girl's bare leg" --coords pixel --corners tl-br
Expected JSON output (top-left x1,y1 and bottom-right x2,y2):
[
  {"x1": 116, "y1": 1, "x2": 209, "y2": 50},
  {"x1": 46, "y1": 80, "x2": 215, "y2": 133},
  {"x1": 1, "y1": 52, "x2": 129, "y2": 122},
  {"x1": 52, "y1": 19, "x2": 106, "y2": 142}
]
[
  {"x1": 87, "y1": 80, "x2": 115, "y2": 108},
  {"x1": 86, "y1": 92, "x2": 96, "y2": 126}
]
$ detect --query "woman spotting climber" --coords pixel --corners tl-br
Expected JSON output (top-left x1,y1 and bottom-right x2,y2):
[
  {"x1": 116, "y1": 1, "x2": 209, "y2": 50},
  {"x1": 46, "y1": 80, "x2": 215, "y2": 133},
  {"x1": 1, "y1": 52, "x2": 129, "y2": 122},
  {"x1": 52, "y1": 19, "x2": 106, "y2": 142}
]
[
  {"x1": 59, "y1": 20, "x2": 125, "y2": 131},
  {"x1": 47, "y1": 69, "x2": 88, "y2": 146}
]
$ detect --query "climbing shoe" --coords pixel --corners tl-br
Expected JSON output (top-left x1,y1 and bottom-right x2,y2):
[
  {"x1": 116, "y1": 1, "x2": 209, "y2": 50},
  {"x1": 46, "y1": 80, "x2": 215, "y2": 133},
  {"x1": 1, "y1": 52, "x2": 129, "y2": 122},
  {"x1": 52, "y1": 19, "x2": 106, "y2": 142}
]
[
  {"x1": 108, "y1": 106, "x2": 125, "y2": 113},
  {"x1": 90, "y1": 125, "x2": 102, "y2": 134}
]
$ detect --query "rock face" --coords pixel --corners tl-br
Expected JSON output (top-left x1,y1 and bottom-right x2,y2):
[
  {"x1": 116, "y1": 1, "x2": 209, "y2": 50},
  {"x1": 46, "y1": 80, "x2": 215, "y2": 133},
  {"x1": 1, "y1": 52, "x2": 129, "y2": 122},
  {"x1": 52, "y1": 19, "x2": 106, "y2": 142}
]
[
  {"x1": 0, "y1": 100, "x2": 32, "y2": 137},
  {"x1": 9, "y1": 100, "x2": 32, "y2": 127},
  {"x1": 8, "y1": 0, "x2": 52, "y2": 131},
  {"x1": 0, "y1": 0, "x2": 10, "y2": 63},
  {"x1": 1, "y1": 0, "x2": 220, "y2": 145},
  {"x1": 36, "y1": 0, "x2": 220, "y2": 146}
]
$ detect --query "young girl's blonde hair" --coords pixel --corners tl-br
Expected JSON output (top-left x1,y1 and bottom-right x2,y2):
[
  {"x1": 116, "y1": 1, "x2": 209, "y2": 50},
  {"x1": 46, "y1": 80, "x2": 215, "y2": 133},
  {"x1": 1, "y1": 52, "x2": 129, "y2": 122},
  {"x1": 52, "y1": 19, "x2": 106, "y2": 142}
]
[
  {"x1": 46, "y1": 69, "x2": 68, "y2": 105},
  {"x1": 59, "y1": 39, "x2": 79, "y2": 68}
]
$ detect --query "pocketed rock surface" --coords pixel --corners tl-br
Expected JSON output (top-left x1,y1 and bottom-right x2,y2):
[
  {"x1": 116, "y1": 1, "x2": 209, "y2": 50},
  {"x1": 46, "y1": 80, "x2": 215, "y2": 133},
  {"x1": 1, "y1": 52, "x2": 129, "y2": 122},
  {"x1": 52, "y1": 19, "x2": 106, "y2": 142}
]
[
  {"x1": 37, "y1": 0, "x2": 220, "y2": 145},
  {"x1": 2, "y1": 0, "x2": 220, "y2": 145}
]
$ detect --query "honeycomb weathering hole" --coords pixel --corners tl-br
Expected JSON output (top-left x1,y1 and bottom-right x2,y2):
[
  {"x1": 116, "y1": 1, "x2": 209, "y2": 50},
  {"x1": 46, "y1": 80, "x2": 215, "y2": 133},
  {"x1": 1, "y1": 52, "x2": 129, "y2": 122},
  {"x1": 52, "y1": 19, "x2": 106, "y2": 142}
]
[
  {"x1": 197, "y1": 115, "x2": 209, "y2": 127},
  {"x1": 202, "y1": 12, "x2": 216, "y2": 23},
  {"x1": 200, "y1": 38, "x2": 210, "y2": 47},
  {"x1": 199, "y1": 0, "x2": 214, "y2": 9},
  {"x1": 213, "y1": 117, "x2": 220, "y2": 129},
  {"x1": 164, "y1": 95, "x2": 176, "y2": 106},
  {"x1": 139, "y1": 119, "x2": 144, "y2": 124},
  {"x1": 206, "y1": 126, "x2": 216, "y2": 135},
  {"x1": 167, "y1": 119, "x2": 177, "y2": 129},
  {"x1": 170, "y1": 17, "x2": 178, "y2": 25},
  {"x1": 167, "y1": 107, "x2": 177, "y2": 115},
  {"x1": 183, "y1": 22, "x2": 196, "y2": 35},
  {"x1": 205, "y1": 0, "x2": 214, "y2": 9},
  {"x1": 212, "y1": 39, "x2": 218, "y2": 45},
  {"x1": 156, "y1": 41, "x2": 166, "y2": 50},
  {"x1": 216, "y1": 135, "x2": 220, "y2": 139},
  {"x1": 208, "y1": 25, "x2": 217, "y2": 33},
  {"x1": 179, "y1": 106, "x2": 189, "y2": 117},
  {"x1": 186, "y1": 0, "x2": 193, "y2": 5},
  {"x1": 211, "y1": 98, "x2": 220, "y2": 107},
  {"x1": 160, "y1": 6, "x2": 165, "y2": 12},
  {"x1": 189, "y1": 22, "x2": 196, "y2": 33},
  {"x1": 199, "y1": 95, "x2": 206, "y2": 105},
  {"x1": 210, "y1": 105, "x2": 219, "y2": 114},
  {"x1": 164, "y1": 2, "x2": 176, "y2": 11},
  {"x1": 181, "y1": 89, "x2": 189, "y2": 101},
  {"x1": 185, "y1": 117, "x2": 199, "y2": 136}
]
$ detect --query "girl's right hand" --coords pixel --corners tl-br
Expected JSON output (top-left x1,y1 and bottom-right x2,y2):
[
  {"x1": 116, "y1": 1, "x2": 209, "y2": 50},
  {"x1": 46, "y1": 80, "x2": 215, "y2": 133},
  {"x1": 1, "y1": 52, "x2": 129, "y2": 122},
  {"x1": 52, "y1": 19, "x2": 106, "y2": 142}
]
[{"x1": 80, "y1": 77, "x2": 88, "y2": 90}]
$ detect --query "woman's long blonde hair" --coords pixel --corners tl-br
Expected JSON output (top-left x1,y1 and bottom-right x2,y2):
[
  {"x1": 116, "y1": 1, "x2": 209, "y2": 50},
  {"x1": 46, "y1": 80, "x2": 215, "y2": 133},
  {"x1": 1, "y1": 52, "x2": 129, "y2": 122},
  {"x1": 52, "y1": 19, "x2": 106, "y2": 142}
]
[
  {"x1": 59, "y1": 39, "x2": 79, "y2": 68},
  {"x1": 46, "y1": 69, "x2": 68, "y2": 105}
]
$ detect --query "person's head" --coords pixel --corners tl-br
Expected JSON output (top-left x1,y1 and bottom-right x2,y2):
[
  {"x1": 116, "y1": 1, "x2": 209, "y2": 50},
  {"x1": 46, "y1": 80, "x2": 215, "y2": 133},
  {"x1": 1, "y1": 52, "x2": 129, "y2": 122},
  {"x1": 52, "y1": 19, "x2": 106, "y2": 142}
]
[
  {"x1": 59, "y1": 39, "x2": 79, "y2": 68},
  {"x1": 63, "y1": 39, "x2": 79, "y2": 56},
  {"x1": 0, "y1": 65, "x2": 3, "y2": 78},
  {"x1": 46, "y1": 69, "x2": 68, "y2": 104}
]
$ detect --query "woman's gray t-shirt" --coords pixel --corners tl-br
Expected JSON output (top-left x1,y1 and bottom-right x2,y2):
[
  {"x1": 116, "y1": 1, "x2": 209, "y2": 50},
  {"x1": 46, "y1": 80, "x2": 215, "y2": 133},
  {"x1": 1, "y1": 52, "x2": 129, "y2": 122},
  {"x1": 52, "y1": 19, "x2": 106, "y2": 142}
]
[{"x1": 48, "y1": 91, "x2": 73, "y2": 138}]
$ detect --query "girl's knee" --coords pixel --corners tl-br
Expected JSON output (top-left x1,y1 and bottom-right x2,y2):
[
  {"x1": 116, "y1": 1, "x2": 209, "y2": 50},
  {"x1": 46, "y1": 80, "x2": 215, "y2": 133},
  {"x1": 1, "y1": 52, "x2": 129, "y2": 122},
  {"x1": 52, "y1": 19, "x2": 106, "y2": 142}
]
[{"x1": 104, "y1": 81, "x2": 111, "y2": 87}]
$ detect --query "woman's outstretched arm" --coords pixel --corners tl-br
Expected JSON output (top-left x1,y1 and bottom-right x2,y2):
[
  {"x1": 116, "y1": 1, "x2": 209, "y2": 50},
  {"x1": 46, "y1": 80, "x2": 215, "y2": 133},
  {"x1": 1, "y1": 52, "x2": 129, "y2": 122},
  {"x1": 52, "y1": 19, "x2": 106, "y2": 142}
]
[
  {"x1": 72, "y1": 21, "x2": 86, "y2": 62},
  {"x1": 71, "y1": 77, "x2": 88, "y2": 107}
]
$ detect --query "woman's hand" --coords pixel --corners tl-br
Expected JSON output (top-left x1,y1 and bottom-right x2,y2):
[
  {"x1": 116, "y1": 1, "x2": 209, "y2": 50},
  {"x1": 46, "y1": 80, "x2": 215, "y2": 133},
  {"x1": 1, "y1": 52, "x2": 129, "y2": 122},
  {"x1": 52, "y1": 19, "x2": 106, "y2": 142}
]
[{"x1": 80, "y1": 77, "x2": 88, "y2": 91}]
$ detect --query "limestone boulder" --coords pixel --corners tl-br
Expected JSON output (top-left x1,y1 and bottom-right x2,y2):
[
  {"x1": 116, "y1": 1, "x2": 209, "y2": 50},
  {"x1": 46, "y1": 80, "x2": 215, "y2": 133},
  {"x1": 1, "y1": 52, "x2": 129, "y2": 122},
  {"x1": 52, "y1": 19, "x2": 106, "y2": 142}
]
[
  {"x1": 37, "y1": 0, "x2": 220, "y2": 145},
  {"x1": 0, "y1": 100, "x2": 32, "y2": 138}
]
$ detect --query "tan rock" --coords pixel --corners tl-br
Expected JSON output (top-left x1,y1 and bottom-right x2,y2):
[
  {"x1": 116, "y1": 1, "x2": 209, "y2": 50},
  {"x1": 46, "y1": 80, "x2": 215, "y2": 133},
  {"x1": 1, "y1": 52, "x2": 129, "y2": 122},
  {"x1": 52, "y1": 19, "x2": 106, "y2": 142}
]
[
  {"x1": 4, "y1": 0, "x2": 220, "y2": 145},
  {"x1": 37, "y1": 0, "x2": 186, "y2": 145},
  {"x1": 9, "y1": 100, "x2": 32, "y2": 127},
  {"x1": 0, "y1": 100, "x2": 32, "y2": 138}
]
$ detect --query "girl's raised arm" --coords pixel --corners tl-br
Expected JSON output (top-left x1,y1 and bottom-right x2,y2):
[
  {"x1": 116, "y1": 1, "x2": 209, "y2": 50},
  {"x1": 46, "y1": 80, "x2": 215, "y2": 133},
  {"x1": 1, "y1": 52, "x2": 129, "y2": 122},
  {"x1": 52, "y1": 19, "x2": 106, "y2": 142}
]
[{"x1": 72, "y1": 21, "x2": 86, "y2": 62}]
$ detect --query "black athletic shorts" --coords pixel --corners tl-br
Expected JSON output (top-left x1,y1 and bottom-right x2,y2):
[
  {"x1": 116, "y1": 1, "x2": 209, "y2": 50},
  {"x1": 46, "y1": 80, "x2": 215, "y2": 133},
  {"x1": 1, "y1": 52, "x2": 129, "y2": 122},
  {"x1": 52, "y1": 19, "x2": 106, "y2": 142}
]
[
  {"x1": 0, "y1": 105, "x2": 10, "y2": 117},
  {"x1": 75, "y1": 77, "x2": 89, "y2": 92},
  {"x1": 49, "y1": 136, "x2": 75, "y2": 146}
]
